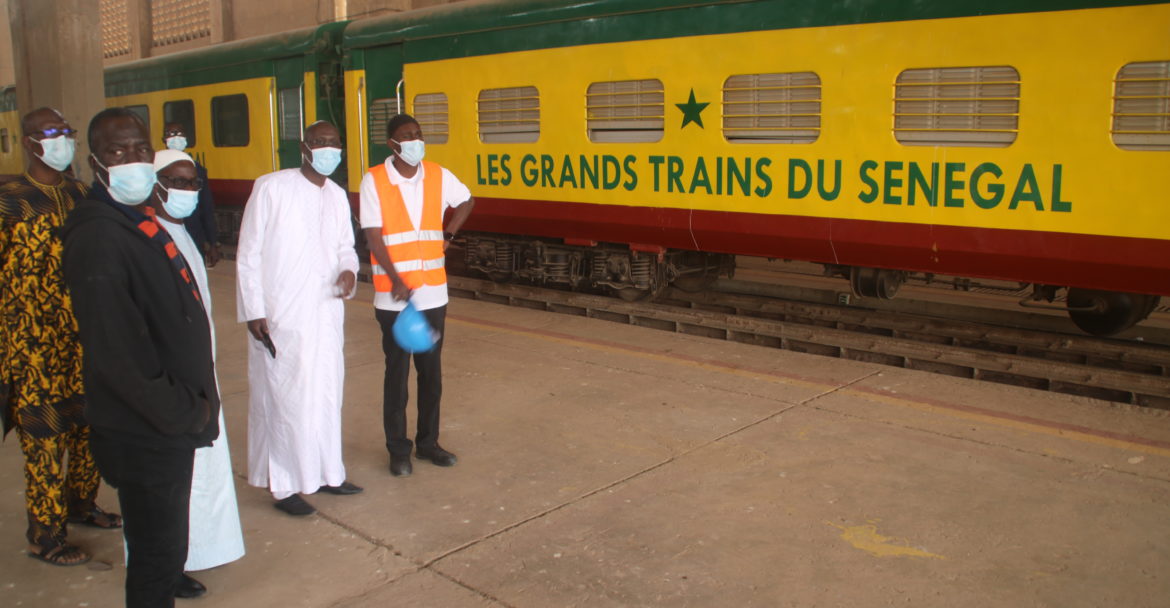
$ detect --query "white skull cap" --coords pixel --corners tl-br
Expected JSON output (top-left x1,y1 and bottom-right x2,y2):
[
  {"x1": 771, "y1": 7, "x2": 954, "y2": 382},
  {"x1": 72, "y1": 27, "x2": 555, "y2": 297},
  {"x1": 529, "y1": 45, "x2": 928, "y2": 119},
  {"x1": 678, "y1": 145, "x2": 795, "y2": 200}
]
[{"x1": 152, "y1": 149, "x2": 194, "y2": 173}]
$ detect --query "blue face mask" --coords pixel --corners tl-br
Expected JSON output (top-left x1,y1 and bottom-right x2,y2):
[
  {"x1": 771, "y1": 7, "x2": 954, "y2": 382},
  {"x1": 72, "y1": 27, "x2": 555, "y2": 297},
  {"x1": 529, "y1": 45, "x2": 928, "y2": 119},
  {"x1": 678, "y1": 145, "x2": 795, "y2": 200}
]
[
  {"x1": 307, "y1": 146, "x2": 342, "y2": 176},
  {"x1": 35, "y1": 135, "x2": 76, "y2": 172},
  {"x1": 393, "y1": 139, "x2": 425, "y2": 166},
  {"x1": 165, "y1": 136, "x2": 188, "y2": 151},
  {"x1": 160, "y1": 186, "x2": 199, "y2": 219},
  {"x1": 92, "y1": 156, "x2": 157, "y2": 206}
]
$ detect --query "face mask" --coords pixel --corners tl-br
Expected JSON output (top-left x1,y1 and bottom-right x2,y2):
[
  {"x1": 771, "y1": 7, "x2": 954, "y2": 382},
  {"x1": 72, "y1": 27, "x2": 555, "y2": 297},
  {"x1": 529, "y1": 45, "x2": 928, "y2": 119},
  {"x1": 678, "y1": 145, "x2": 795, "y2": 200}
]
[
  {"x1": 307, "y1": 146, "x2": 342, "y2": 176},
  {"x1": 35, "y1": 135, "x2": 76, "y2": 172},
  {"x1": 394, "y1": 139, "x2": 425, "y2": 166},
  {"x1": 92, "y1": 156, "x2": 157, "y2": 206},
  {"x1": 159, "y1": 186, "x2": 199, "y2": 219},
  {"x1": 165, "y1": 136, "x2": 188, "y2": 151}
]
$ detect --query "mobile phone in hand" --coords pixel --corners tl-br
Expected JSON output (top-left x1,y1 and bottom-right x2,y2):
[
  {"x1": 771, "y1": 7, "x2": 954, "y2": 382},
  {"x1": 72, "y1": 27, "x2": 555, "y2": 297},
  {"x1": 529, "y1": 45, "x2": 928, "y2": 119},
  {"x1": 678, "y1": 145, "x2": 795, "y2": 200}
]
[{"x1": 261, "y1": 332, "x2": 276, "y2": 358}]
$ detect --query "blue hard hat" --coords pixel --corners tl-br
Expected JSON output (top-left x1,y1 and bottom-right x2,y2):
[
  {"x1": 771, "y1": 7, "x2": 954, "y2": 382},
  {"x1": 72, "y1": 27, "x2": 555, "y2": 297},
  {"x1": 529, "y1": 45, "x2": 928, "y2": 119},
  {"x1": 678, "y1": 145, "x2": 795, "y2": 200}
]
[{"x1": 392, "y1": 302, "x2": 437, "y2": 353}]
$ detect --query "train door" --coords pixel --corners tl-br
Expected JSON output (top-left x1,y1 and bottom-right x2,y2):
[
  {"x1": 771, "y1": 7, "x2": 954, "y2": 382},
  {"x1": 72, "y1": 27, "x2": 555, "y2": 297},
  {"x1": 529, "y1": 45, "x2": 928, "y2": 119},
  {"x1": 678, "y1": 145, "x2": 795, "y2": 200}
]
[
  {"x1": 274, "y1": 57, "x2": 305, "y2": 169},
  {"x1": 360, "y1": 44, "x2": 403, "y2": 171}
]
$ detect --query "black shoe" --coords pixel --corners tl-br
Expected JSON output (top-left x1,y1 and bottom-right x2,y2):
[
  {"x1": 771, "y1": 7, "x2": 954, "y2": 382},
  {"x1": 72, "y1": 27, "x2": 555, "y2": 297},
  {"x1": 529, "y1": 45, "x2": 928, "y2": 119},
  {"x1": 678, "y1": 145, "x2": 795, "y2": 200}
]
[
  {"x1": 274, "y1": 494, "x2": 316, "y2": 516},
  {"x1": 416, "y1": 445, "x2": 457, "y2": 467},
  {"x1": 319, "y1": 481, "x2": 364, "y2": 495},
  {"x1": 389, "y1": 455, "x2": 413, "y2": 477},
  {"x1": 175, "y1": 573, "x2": 207, "y2": 599}
]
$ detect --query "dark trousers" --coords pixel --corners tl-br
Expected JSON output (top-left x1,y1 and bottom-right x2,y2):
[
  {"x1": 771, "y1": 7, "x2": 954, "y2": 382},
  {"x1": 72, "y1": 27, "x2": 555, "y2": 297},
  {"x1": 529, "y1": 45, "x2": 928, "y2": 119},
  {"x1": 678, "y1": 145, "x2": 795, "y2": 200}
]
[
  {"x1": 89, "y1": 432, "x2": 194, "y2": 608},
  {"x1": 376, "y1": 305, "x2": 446, "y2": 457}
]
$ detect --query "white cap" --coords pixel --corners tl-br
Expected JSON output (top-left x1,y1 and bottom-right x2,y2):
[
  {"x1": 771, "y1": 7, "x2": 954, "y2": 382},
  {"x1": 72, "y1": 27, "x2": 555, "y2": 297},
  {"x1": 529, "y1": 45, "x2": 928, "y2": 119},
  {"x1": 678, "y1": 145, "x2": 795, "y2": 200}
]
[{"x1": 153, "y1": 149, "x2": 194, "y2": 173}]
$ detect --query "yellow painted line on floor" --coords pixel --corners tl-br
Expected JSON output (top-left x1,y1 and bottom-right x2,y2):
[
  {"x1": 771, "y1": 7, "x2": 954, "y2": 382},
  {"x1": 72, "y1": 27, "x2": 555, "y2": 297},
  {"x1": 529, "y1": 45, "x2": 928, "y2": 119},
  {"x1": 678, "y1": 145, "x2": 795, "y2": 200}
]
[
  {"x1": 826, "y1": 521, "x2": 946, "y2": 559},
  {"x1": 451, "y1": 315, "x2": 1170, "y2": 458}
]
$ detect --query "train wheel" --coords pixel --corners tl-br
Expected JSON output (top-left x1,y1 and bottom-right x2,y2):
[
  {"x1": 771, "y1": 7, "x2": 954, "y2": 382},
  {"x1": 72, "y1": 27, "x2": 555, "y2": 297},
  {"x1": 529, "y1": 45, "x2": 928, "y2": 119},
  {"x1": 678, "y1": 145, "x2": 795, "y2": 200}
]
[
  {"x1": 1066, "y1": 288, "x2": 1158, "y2": 336},
  {"x1": 849, "y1": 267, "x2": 905, "y2": 299}
]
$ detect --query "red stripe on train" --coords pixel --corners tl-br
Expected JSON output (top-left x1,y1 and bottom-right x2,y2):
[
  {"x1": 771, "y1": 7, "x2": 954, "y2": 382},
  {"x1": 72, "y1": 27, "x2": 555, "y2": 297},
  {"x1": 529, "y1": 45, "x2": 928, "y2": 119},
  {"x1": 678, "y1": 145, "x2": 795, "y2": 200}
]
[{"x1": 463, "y1": 197, "x2": 1170, "y2": 297}]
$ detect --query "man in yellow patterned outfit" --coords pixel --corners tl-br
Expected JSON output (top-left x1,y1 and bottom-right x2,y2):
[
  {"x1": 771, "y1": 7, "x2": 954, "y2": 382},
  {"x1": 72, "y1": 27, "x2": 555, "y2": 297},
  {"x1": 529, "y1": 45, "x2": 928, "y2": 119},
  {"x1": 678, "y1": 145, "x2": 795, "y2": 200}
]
[{"x1": 0, "y1": 107, "x2": 120, "y2": 566}]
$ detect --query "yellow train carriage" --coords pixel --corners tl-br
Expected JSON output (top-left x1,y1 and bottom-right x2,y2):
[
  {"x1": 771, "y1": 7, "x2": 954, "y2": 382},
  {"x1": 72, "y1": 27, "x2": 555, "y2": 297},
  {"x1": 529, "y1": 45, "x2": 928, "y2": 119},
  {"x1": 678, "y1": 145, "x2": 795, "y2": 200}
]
[
  {"x1": 104, "y1": 22, "x2": 348, "y2": 217},
  {"x1": 414, "y1": 5, "x2": 1167, "y2": 241},
  {"x1": 344, "y1": 0, "x2": 1170, "y2": 334},
  {"x1": 108, "y1": 78, "x2": 280, "y2": 186}
]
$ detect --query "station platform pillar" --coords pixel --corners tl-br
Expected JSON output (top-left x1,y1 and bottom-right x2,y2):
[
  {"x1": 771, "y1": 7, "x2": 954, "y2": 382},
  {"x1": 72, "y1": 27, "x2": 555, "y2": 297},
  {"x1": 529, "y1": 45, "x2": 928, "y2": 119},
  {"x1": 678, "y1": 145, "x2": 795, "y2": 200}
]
[{"x1": 7, "y1": 0, "x2": 105, "y2": 181}]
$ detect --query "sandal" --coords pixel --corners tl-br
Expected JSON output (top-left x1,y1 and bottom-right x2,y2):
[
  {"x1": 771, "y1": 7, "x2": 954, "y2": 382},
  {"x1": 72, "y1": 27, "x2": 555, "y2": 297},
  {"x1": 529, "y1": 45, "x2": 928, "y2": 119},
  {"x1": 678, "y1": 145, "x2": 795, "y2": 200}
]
[
  {"x1": 67, "y1": 505, "x2": 123, "y2": 530},
  {"x1": 27, "y1": 540, "x2": 91, "y2": 567}
]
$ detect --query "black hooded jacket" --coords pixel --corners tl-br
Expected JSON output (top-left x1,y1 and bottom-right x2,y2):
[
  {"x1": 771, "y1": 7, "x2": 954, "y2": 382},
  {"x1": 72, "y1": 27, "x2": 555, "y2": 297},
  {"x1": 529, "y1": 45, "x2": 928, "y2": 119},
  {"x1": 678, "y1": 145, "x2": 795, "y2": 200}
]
[{"x1": 61, "y1": 183, "x2": 219, "y2": 450}]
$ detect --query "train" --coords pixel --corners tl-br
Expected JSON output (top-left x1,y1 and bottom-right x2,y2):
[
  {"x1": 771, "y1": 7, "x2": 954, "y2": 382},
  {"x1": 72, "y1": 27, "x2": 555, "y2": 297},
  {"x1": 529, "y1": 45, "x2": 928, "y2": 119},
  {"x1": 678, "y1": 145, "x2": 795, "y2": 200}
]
[{"x1": 1, "y1": 0, "x2": 1167, "y2": 336}]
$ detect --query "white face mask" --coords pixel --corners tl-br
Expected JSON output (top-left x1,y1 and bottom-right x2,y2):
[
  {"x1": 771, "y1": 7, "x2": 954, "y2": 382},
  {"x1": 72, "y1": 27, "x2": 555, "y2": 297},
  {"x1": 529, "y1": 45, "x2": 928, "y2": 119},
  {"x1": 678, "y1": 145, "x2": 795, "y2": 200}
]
[
  {"x1": 393, "y1": 139, "x2": 425, "y2": 166},
  {"x1": 159, "y1": 185, "x2": 199, "y2": 219},
  {"x1": 34, "y1": 135, "x2": 76, "y2": 172},
  {"x1": 306, "y1": 146, "x2": 343, "y2": 176},
  {"x1": 92, "y1": 155, "x2": 157, "y2": 206},
  {"x1": 165, "y1": 136, "x2": 188, "y2": 152}
]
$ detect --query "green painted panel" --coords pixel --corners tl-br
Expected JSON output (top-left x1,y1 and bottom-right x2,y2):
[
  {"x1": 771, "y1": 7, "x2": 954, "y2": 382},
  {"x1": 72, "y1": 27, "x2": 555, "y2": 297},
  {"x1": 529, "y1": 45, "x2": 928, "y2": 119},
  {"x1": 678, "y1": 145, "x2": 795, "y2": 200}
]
[
  {"x1": 0, "y1": 86, "x2": 16, "y2": 112},
  {"x1": 363, "y1": 45, "x2": 403, "y2": 172},
  {"x1": 342, "y1": 0, "x2": 1167, "y2": 62}
]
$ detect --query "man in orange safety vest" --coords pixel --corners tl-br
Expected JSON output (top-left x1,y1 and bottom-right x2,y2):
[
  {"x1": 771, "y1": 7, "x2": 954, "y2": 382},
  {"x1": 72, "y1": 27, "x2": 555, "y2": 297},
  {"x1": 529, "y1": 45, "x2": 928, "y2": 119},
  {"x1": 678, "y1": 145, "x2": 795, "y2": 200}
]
[{"x1": 360, "y1": 114, "x2": 475, "y2": 478}]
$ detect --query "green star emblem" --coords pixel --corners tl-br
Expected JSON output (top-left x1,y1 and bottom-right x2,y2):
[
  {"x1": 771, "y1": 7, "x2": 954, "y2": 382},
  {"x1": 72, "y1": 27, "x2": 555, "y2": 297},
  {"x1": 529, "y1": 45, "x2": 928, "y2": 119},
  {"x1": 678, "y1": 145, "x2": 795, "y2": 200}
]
[{"x1": 675, "y1": 89, "x2": 709, "y2": 129}]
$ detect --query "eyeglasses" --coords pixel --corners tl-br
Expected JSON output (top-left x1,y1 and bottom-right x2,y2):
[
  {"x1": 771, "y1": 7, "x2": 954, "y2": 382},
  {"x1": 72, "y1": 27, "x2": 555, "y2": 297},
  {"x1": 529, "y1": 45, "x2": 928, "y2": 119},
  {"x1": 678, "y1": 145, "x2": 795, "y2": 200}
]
[
  {"x1": 159, "y1": 175, "x2": 205, "y2": 190},
  {"x1": 164, "y1": 130, "x2": 185, "y2": 138},
  {"x1": 32, "y1": 127, "x2": 77, "y2": 139}
]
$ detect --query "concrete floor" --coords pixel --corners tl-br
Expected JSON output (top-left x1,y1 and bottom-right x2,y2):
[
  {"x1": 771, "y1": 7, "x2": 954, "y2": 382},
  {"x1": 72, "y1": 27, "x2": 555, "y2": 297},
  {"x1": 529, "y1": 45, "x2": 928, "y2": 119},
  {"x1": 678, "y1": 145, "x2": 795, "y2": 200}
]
[{"x1": 3, "y1": 262, "x2": 1169, "y2": 607}]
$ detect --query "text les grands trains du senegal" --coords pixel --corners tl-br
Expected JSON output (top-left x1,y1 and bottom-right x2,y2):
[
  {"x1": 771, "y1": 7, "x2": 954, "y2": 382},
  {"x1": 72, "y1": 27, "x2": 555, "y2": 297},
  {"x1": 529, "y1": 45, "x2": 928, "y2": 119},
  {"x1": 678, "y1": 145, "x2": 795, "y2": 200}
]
[{"x1": 476, "y1": 153, "x2": 1071, "y2": 212}]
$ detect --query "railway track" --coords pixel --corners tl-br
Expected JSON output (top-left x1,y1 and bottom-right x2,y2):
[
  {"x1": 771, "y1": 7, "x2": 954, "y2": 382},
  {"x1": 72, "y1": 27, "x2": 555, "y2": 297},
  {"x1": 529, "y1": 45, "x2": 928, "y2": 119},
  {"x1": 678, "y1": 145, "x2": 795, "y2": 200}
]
[{"x1": 447, "y1": 275, "x2": 1170, "y2": 410}]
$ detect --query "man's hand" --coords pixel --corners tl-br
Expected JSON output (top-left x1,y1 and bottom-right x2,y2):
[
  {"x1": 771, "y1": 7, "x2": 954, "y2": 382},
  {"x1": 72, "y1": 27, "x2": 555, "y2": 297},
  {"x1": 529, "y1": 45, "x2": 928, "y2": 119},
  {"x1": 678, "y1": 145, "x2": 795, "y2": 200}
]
[
  {"x1": 390, "y1": 279, "x2": 411, "y2": 302},
  {"x1": 204, "y1": 242, "x2": 222, "y2": 268},
  {"x1": 246, "y1": 318, "x2": 269, "y2": 342},
  {"x1": 335, "y1": 270, "x2": 356, "y2": 298},
  {"x1": 247, "y1": 318, "x2": 276, "y2": 357}
]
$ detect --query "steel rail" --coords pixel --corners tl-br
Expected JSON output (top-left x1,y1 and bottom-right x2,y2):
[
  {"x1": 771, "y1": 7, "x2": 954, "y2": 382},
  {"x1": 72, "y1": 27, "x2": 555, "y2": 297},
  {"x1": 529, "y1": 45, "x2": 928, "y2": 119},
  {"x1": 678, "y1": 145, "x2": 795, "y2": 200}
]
[{"x1": 447, "y1": 276, "x2": 1170, "y2": 410}]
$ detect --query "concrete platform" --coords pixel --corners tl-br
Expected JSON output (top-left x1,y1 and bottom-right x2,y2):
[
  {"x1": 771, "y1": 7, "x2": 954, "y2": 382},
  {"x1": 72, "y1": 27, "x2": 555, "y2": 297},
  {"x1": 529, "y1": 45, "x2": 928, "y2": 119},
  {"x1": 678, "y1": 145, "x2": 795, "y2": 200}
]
[{"x1": 2, "y1": 261, "x2": 1168, "y2": 607}]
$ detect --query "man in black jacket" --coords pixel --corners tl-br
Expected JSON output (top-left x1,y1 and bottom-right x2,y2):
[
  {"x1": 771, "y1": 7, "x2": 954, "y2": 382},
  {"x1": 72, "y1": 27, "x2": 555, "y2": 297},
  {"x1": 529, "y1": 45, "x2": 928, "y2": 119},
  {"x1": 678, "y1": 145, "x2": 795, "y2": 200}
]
[{"x1": 62, "y1": 107, "x2": 218, "y2": 608}]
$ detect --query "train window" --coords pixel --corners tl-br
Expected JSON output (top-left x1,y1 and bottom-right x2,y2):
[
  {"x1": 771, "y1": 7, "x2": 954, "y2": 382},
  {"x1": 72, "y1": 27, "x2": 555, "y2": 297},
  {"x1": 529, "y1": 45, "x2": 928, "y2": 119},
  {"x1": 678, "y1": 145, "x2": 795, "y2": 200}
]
[
  {"x1": 894, "y1": 66, "x2": 1019, "y2": 147},
  {"x1": 414, "y1": 93, "x2": 449, "y2": 144},
  {"x1": 126, "y1": 105, "x2": 151, "y2": 134},
  {"x1": 278, "y1": 88, "x2": 302, "y2": 142},
  {"x1": 1112, "y1": 61, "x2": 1170, "y2": 151},
  {"x1": 163, "y1": 100, "x2": 197, "y2": 147},
  {"x1": 368, "y1": 98, "x2": 400, "y2": 147},
  {"x1": 211, "y1": 94, "x2": 249, "y2": 147},
  {"x1": 722, "y1": 72, "x2": 820, "y2": 144},
  {"x1": 1, "y1": 129, "x2": 8, "y2": 154},
  {"x1": 586, "y1": 80, "x2": 664, "y2": 143},
  {"x1": 478, "y1": 86, "x2": 540, "y2": 143}
]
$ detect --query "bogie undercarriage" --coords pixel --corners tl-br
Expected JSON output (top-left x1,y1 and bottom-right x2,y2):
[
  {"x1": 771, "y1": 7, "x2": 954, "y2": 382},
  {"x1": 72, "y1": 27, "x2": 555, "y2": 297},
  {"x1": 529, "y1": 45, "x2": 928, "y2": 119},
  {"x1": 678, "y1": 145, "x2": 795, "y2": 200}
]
[
  {"x1": 461, "y1": 233, "x2": 734, "y2": 300},
  {"x1": 459, "y1": 232, "x2": 1160, "y2": 337}
]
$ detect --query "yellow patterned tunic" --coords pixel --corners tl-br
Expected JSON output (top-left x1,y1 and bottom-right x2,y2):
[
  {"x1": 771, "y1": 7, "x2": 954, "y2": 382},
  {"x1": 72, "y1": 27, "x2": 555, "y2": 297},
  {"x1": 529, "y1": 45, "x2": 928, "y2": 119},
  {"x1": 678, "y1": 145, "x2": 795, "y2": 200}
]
[{"x1": 0, "y1": 174, "x2": 88, "y2": 439}]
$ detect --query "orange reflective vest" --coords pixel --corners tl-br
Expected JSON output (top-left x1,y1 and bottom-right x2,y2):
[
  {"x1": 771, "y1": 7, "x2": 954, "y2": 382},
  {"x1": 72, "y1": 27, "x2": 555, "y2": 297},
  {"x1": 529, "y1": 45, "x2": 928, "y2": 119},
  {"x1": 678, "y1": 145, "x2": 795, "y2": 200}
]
[{"x1": 368, "y1": 160, "x2": 447, "y2": 291}]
